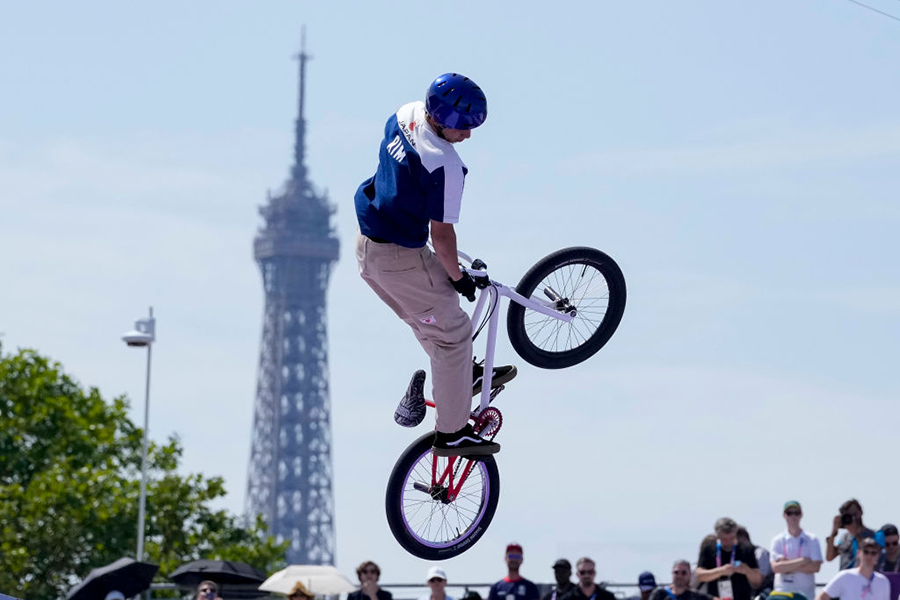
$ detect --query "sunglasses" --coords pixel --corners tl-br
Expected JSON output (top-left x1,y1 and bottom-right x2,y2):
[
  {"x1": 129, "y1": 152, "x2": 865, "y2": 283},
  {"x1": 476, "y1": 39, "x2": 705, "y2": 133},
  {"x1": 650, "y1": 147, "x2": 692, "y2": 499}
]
[
  {"x1": 887, "y1": 541, "x2": 899, "y2": 548},
  {"x1": 578, "y1": 569, "x2": 596, "y2": 575},
  {"x1": 785, "y1": 510, "x2": 801, "y2": 516},
  {"x1": 429, "y1": 578, "x2": 446, "y2": 583},
  {"x1": 362, "y1": 569, "x2": 379, "y2": 575},
  {"x1": 672, "y1": 570, "x2": 689, "y2": 575},
  {"x1": 863, "y1": 549, "x2": 880, "y2": 556}
]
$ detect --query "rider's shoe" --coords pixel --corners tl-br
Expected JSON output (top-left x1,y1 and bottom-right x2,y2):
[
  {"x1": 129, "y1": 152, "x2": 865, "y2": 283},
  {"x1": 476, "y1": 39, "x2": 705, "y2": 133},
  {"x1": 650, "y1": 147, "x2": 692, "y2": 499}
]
[
  {"x1": 394, "y1": 370, "x2": 427, "y2": 428},
  {"x1": 472, "y1": 361, "x2": 518, "y2": 396},
  {"x1": 432, "y1": 424, "x2": 501, "y2": 457}
]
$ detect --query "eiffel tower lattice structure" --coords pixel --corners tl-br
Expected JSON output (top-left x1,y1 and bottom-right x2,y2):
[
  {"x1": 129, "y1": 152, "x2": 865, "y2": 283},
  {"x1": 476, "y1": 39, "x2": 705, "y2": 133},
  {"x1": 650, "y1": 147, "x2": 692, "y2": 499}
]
[{"x1": 245, "y1": 31, "x2": 339, "y2": 564}]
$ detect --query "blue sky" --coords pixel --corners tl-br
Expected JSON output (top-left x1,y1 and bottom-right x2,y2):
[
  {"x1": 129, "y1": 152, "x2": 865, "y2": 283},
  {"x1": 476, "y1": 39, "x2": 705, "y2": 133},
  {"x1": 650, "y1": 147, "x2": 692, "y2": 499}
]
[{"x1": 2, "y1": 0, "x2": 899, "y2": 589}]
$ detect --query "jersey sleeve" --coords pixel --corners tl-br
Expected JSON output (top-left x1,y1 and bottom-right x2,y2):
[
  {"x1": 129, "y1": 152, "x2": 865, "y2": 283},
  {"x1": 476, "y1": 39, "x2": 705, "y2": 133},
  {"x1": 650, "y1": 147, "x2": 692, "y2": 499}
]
[{"x1": 423, "y1": 164, "x2": 464, "y2": 224}]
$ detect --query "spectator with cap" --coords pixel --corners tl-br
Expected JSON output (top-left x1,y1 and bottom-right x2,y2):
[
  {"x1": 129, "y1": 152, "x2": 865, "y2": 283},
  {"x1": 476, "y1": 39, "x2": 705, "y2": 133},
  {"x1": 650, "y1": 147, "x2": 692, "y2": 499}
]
[
  {"x1": 420, "y1": 567, "x2": 455, "y2": 600},
  {"x1": 770, "y1": 500, "x2": 823, "y2": 600},
  {"x1": 349, "y1": 561, "x2": 393, "y2": 600},
  {"x1": 695, "y1": 517, "x2": 762, "y2": 600},
  {"x1": 541, "y1": 559, "x2": 575, "y2": 600},
  {"x1": 736, "y1": 526, "x2": 773, "y2": 597},
  {"x1": 632, "y1": 572, "x2": 657, "y2": 600},
  {"x1": 825, "y1": 499, "x2": 877, "y2": 570},
  {"x1": 817, "y1": 537, "x2": 889, "y2": 600},
  {"x1": 877, "y1": 524, "x2": 900, "y2": 573},
  {"x1": 488, "y1": 543, "x2": 540, "y2": 600},
  {"x1": 649, "y1": 560, "x2": 713, "y2": 600},
  {"x1": 559, "y1": 557, "x2": 616, "y2": 600}
]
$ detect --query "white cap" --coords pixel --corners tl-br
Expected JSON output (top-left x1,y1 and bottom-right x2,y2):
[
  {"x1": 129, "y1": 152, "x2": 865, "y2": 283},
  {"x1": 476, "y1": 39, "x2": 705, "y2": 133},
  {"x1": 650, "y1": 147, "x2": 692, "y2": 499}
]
[
  {"x1": 105, "y1": 592, "x2": 126, "y2": 600},
  {"x1": 426, "y1": 566, "x2": 447, "y2": 581}
]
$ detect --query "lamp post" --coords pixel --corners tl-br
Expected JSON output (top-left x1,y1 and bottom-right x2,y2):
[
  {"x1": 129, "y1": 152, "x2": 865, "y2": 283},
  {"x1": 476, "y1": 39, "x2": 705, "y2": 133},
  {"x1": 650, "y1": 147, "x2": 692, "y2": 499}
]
[{"x1": 122, "y1": 306, "x2": 156, "y2": 562}]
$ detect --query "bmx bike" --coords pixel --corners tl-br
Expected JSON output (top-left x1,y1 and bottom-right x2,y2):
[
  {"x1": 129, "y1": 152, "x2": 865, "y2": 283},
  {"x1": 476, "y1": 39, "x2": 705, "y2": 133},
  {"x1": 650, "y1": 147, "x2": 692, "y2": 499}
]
[{"x1": 384, "y1": 246, "x2": 627, "y2": 560}]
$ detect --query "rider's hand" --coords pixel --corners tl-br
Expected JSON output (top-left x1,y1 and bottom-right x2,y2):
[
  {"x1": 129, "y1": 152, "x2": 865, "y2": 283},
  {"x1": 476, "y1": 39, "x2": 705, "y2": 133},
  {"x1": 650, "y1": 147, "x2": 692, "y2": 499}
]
[{"x1": 450, "y1": 272, "x2": 477, "y2": 302}]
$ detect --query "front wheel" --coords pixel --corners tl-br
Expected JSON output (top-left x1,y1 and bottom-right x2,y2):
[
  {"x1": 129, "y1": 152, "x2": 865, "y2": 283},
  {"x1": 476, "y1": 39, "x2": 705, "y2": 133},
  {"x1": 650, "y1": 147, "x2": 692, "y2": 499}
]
[
  {"x1": 385, "y1": 432, "x2": 500, "y2": 560},
  {"x1": 507, "y1": 247, "x2": 626, "y2": 369}
]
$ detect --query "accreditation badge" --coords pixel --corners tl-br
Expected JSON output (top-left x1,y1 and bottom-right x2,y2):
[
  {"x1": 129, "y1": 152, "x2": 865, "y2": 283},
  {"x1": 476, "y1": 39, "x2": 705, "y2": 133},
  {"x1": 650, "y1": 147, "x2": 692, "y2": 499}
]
[{"x1": 718, "y1": 579, "x2": 734, "y2": 600}]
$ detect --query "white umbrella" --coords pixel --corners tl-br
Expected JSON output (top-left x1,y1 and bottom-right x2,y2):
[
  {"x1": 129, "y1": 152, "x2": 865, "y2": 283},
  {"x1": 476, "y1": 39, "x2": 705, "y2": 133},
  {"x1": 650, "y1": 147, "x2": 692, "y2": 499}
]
[{"x1": 259, "y1": 565, "x2": 357, "y2": 596}]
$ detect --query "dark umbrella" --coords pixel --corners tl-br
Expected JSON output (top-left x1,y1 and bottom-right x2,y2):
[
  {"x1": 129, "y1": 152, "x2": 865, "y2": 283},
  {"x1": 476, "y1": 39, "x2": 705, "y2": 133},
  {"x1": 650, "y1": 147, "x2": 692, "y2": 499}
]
[
  {"x1": 67, "y1": 557, "x2": 159, "y2": 600},
  {"x1": 170, "y1": 560, "x2": 268, "y2": 599}
]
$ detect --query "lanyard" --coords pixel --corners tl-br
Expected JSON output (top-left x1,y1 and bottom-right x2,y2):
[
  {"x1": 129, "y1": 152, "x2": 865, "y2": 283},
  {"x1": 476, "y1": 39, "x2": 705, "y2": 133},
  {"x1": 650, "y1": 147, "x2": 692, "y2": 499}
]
[
  {"x1": 861, "y1": 572, "x2": 875, "y2": 598},
  {"x1": 784, "y1": 533, "x2": 805, "y2": 559},
  {"x1": 664, "y1": 588, "x2": 678, "y2": 600},
  {"x1": 717, "y1": 541, "x2": 737, "y2": 568},
  {"x1": 850, "y1": 538, "x2": 859, "y2": 568}
]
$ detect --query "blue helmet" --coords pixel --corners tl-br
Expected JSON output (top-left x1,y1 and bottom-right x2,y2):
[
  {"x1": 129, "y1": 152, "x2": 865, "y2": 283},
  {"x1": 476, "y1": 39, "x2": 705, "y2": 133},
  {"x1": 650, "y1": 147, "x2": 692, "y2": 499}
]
[{"x1": 425, "y1": 73, "x2": 487, "y2": 130}]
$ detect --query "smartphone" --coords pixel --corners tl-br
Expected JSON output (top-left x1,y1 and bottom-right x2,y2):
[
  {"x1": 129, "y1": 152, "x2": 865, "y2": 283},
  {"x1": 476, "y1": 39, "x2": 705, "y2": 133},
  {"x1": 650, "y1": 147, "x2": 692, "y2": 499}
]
[{"x1": 734, "y1": 560, "x2": 741, "y2": 567}]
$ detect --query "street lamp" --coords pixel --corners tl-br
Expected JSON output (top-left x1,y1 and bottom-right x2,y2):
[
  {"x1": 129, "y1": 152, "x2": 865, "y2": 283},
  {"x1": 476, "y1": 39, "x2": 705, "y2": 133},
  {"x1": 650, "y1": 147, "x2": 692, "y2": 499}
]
[{"x1": 122, "y1": 306, "x2": 156, "y2": 562}]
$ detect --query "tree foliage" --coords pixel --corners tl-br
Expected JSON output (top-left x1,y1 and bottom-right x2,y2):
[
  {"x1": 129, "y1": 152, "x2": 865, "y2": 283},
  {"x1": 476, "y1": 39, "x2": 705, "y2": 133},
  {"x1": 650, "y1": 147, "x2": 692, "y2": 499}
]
[{"x1": 0, "y1": 345, "x2": 287, "y2": 600}]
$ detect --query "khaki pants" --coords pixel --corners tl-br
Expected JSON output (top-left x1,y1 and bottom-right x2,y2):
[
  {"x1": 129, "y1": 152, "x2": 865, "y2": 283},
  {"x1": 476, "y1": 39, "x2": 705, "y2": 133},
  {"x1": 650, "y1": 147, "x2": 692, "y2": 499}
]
[{"x1": 356, "y1": 232, "x2": 472, "y2": 433}]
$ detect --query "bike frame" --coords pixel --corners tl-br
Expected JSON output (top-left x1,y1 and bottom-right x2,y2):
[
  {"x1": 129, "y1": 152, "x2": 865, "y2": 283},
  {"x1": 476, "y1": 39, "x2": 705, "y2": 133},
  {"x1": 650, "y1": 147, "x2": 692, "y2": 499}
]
[
  {"x1": 424, "y1": 250, "x2": 574, "y2": 500},
  {"x1": 458, "y1": 249, "x2": 574, "y2": 415}
]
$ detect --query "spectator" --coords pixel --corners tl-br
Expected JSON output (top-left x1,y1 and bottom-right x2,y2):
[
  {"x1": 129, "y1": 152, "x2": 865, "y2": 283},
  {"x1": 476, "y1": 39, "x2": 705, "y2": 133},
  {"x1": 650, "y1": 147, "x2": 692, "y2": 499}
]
[
  {"x1": 825, "y1": 499, "x2": 876, "y2": 570},
  {"x1": 877, "y1": 524, "x2": 900, "y2": 573},
  {"x1": 637, "y1": 572, "x2": 657, "y2": 600},
  {"x1": 541, "y1": 559, "x2": 575, "y2": 600},
  {"x1": 560, "y1": 557, "x2": 616, "y2": 600},
  {"x1": 289, "y1": 582, "x2": 314, "y2": 600},
  {"x1": 196, "y1": 581, "x2": 219, "y2": 600},
  {"x1": 737, "y1": 526, "x2": 773, "y2": 596},
  {"x1": 349, "y1": 561, "x2": 393, "y2": 600},
  {"x1": 816, "y1": 537, "x2": 889, "y2": 600},
  {"x1": 695, "y1": 517, "x2": 762, "y2": 600},
  {"x1": 770, "y1": 500, "x2": 823, "y2": 600},
  {"x1": 488, "y1": 543, "x2": 540, "y2": 600},
  {"x1": 420, "y1": 567, "x2": 455, "y2": 600},
  {"x1": 649, "y1": 560, "x2": 713, "y2": 600}
]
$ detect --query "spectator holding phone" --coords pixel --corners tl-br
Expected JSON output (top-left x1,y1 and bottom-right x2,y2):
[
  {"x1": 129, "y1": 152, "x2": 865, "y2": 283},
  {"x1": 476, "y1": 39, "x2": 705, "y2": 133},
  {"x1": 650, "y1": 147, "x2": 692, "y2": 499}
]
[
  {"x1": 825, "y1": 499, "x2": 877, "y2": 570},
  {"x1": 817, "y1": 537, "x2": 889, "y2": 600},
  {"x1": 695, "y1": 517, "x2": 761, "y2": 600}
]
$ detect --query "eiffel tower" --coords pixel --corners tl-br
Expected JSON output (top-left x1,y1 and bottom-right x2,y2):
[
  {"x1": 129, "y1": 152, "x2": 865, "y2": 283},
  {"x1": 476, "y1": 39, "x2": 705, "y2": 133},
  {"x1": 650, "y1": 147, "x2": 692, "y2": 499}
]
[{"x1": 246, "y1": 31, "x2": 339, "y2": 564}]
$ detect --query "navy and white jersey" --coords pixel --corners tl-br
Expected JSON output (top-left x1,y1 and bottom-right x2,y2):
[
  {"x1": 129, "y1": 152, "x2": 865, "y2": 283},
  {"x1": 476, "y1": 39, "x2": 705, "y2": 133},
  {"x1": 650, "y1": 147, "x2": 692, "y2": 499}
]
[{"x1": 355, "y1": 101, "x2": 468, "y2": 248}]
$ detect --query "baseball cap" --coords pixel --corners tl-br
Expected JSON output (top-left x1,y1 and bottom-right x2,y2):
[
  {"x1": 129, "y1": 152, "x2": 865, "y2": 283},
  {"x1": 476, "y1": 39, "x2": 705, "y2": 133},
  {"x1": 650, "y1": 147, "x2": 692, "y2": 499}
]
[
  {"x1": 506, "y1": 542, "x2": 523, "y2": 554},
  {"x1": 783, "y1": 501, "x2": 802, "y2": 511},
  {"x1": 105, "y1": 593, "x2": 126, "y2": 600},
  {"x1": 638, "y1": 572, "x2": 657, "y2": 591},
  {"x1": 427, "y1": 566, "x2": 447, "y2": 581},
  {"x1": 553, "y1": 559, "x2": 572, "y2": 570}
]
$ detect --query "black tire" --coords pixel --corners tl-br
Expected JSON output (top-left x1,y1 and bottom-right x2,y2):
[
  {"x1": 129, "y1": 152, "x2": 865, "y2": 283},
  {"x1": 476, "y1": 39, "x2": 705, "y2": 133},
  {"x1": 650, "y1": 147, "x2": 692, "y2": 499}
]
[
  {"x1": 507, "y1": 247, "x2": 626, "y2": 369},
  {"x1": 385, "y1": 432, "x2": 501, "y2": 560}
]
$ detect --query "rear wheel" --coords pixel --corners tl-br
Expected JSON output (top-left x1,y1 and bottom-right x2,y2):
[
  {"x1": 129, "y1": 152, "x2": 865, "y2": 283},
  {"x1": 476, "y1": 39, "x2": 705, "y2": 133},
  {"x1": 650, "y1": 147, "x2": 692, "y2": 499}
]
[
  {"x1": 385, "y1": 432, "x2": 500, "y2": 560},
  {"x1": 507, "y1": 247, "x2": 626, "y2": 369}
]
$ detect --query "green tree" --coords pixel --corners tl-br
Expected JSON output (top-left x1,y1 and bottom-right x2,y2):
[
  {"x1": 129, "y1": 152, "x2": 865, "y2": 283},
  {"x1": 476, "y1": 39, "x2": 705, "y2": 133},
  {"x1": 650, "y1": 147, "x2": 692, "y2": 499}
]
[{"x1": 0, "y1": 345, "x2": 287, "y2": 600}]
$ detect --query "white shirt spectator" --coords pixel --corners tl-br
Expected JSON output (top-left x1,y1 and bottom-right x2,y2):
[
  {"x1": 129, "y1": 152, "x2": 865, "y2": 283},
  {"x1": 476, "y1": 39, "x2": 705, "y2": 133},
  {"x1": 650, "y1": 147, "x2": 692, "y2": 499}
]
[
  {"x1": 822, "y1": 568, "x2": 889, "y2": 600},
  {"x1": 770, "y1": 530, "x2": 823, "y2": 600}
]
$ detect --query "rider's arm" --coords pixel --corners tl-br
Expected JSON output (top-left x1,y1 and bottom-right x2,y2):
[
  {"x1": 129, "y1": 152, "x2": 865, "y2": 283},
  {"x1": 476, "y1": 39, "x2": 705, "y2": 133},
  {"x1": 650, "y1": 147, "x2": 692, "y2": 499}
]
[{"x1": 431, "y1": 221, "x2": 464, "y2": 281}]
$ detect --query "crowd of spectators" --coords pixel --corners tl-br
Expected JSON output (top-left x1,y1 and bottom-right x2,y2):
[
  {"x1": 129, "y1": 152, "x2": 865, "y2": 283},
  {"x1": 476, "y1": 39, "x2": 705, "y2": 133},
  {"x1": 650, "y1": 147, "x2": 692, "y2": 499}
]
[{"x1": 354, "y1": 498, "x2": 900, "y2": 600}]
